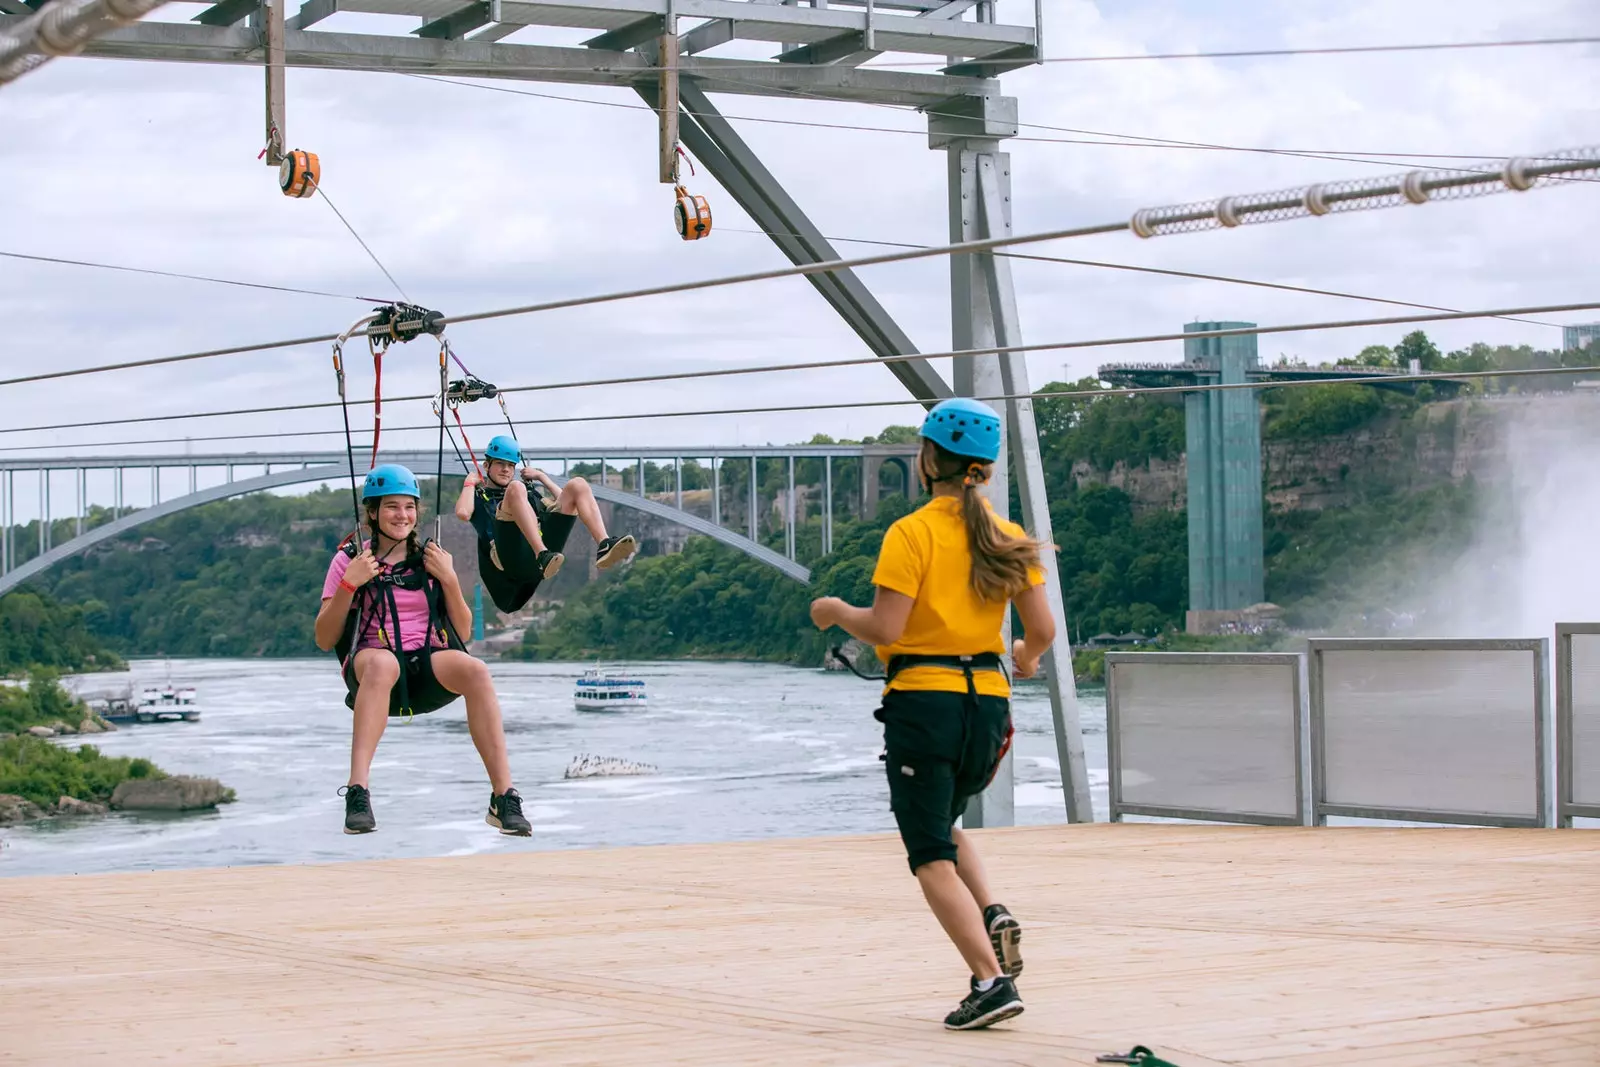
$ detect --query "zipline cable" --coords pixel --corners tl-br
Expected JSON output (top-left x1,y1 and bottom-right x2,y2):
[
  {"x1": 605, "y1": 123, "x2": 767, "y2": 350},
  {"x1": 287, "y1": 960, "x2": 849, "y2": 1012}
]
[
  {"x1": 716, "y1": 226, "x2": 1562, "y2": 327},
  {"x1": 1, "y1": 147, "x2": 1594, "y2": 393},
  {"x1": 1, "y1": 299, "x2": 1597, "y2": 446},
  {"x1": 5, "y1": 357, "x2": 1600, "y2": 458},
  {"x1": 410, "y1": 71, "x2": 1558, "y2": 176},
  {"x1": 316, "y1": 186, "x2": 411, "y2": 303},
  {"x1": 0, "y1": 250, "x2": 391, "y2": 303},
  {"x1": 864, "y1": 34, "x2": 1600, "y2": 68}
]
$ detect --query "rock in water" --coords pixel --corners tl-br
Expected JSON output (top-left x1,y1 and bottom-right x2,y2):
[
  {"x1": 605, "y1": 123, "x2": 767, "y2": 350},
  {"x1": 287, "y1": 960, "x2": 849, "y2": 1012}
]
[
  {"x1": 25, "y1": 725, "x2": 54, "y2": 738},
  {"x1": 55, "y1": 796, "x2": 108, "y2": 817},
  {"x1": 78, "y1": 718, "x2": 104, "y2": 734},
  {"x1": 111, "y1": 776, "x2": 235, "y2": 812},
  {"x1": 0, "y1": 794, "x2": 43, "y2": 825},
  {"x1": 563, "y1": 754, "x2": 658, "y2": 780}
]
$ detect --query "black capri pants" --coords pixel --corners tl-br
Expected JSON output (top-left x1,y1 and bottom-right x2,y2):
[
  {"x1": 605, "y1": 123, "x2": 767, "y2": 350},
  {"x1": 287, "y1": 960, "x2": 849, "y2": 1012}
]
[{"x1": 878, "y1": 687, "x2": 1013, "y2": 874}]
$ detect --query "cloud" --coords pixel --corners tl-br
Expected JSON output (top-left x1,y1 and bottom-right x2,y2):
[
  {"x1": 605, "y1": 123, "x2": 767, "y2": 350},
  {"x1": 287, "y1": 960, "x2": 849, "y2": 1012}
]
[{"x1": 1, "y1": 0, "x2": 1596, "y2": 505}]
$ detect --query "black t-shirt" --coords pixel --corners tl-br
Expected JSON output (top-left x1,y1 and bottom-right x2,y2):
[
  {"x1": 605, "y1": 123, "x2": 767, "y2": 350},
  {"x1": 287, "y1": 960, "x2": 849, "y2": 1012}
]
[
  {"x1": 469, "y1": 480, "x2": 549, "y2": 542},
  {"x1": 469, "y1": 487, "x2": 501, "y2": 542}
]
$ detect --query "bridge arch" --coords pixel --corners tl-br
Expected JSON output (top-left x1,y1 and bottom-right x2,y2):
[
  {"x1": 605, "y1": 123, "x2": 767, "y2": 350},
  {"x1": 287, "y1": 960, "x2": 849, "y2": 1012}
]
[{"x1": 0, "y1": 464, "x2": 809, "y2": 598}]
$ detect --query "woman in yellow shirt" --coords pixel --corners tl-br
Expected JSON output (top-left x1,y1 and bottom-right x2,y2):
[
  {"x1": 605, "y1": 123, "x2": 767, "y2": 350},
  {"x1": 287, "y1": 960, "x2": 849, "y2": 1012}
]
[{"x1": 810, "y1": 397, "x2": 1056, "y2": 1032}]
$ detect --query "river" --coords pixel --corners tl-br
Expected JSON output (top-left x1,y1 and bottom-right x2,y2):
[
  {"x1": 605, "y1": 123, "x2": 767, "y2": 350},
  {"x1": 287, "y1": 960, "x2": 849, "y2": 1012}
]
[{"x1": 0, "y1": 658, "x2": 1108, "y2": 877}]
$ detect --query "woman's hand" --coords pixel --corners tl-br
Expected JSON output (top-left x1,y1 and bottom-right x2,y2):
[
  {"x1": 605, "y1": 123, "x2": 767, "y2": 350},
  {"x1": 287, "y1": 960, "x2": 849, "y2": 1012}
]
[
  {"x1": 343, "y1": 550, "x2": 380, "y2": 590},
  {"x1": 423, "y1": 541, "x2": 458, "y2": 587},
  {"x1": 809, "y1": 597, "x2": 844, "y2": 631},
  {"x1": 1011, "y1": 637, "x2": 1041, "y2": 680}
]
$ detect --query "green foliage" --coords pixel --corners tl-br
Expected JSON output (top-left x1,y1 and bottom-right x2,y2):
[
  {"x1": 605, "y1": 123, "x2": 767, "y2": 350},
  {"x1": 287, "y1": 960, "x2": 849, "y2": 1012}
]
[
  {"x1": 1263, "y1": 383, "x2": 1414, "y2": 440},
  {"x1": 21, "y1": 485, "x2": 371, "y2": 657},
  {"x1": 1048, "y1": 484, "x2": 1187, "y2": 638},
  {"x1": 519, "y1": 499, "x2": 915, "y2": 664},
  {"x1": 0, "y1": 593, "x2": 123, "y2": 674},
  {"x1": 1263, "y1": 484, "x2": 1477, "y2": 628},
  {"x1": 1035, "y1": 379, "x2": 1186, "y2": 473},
  {"x1": 0, "y1": 669, "x2": 88, "y2": 734},
  {"x1": 0, "y1": 734, "x2": 165, "y2": 808}
]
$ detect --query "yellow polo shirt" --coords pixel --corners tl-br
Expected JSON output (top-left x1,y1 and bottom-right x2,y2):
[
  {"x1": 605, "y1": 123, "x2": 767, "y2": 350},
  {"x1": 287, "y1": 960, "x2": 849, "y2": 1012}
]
[{"x1": 871, "y1": 496, "x2": 1044, "y2": 698}]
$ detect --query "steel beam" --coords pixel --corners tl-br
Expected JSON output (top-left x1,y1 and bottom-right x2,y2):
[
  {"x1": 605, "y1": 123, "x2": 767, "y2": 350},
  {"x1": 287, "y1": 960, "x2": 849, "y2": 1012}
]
[
  {"x1": 946, "y1": 139, "x2": 1009, "y2": 828},
  {"x1": 976, "y1": 152, "x2": 1093, "y2": 824},
  {"x1": 657, "y1": 28, "x2": 678, "y2": 182},
  {"x1": 263, "y1": 0, "x2": 286, "y2": 166},
  {"x1": 660, "y1": 80, "x2": 951, "y2": 403},
  {"x1": 583, "y1": 13, "x2": 661, "y2": 50},
  {"x1": 66, "y1": 20, "x2": 997, "y2": 107},
  {"x1": 416, "y1": 2, "x2": 492, "y2": 39},
  {"x1": 194, "y1": 0, "x2": 259, "y2": 26}
]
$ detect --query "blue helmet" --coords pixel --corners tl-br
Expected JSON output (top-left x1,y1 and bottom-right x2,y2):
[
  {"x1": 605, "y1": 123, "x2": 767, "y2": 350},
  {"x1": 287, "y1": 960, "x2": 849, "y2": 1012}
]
[
  {"x1": 362, "y1": 463, "x2": 420, "y2": 501},
  {"x1": 919, "y1": 397, "x2": 1002, "y2": 463},
  {"x1": 485, "y1": 435, "x2": 521, "y2": 465}
]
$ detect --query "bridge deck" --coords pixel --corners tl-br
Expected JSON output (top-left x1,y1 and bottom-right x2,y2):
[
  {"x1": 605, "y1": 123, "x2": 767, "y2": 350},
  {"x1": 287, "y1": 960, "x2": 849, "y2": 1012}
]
[{"x1": 3, "y1": 824, "x2": 1597, "y2": 1066}]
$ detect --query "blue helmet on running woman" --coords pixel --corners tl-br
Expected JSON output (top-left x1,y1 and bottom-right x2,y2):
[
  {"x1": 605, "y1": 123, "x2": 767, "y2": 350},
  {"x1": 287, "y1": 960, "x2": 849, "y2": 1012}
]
[
  {"x1": 362, "y1": 464, "x2": 420, "y2": 501},
  {"x1": 485, "y1": 435, "x2": 521, "y2": 465},
  {"x1": 918, "y1": 397, "x2": 1002, "y2": 463}
]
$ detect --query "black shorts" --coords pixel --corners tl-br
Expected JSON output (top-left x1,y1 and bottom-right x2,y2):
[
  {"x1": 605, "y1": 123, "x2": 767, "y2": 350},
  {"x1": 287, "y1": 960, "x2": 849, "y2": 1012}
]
[
  {"x1": 879, "y1": 688, "x2": 1012, "y2": 873},
  {"x1": 342, "y1": 646, "x2": 458, "y2": 717},
  {"x1": 479, "y1": 505, "x2": 578, "y2": 613}
]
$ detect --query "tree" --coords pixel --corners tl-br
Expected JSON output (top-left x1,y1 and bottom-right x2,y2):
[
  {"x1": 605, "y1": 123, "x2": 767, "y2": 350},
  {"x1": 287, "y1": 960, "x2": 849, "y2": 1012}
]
[{"x1": 1394, "y1": 330, "x2": 1443, "y2": 371}]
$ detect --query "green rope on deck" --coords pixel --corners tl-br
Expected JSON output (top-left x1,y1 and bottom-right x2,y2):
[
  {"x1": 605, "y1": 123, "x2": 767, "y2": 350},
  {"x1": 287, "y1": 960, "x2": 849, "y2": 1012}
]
[{"x1": 1096, "y1": 1047, "x2": 1183, "y2": 1067}]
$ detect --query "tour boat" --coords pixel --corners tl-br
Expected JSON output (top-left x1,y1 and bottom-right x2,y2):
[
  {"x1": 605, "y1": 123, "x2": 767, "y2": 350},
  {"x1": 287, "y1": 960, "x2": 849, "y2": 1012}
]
[
  {"x1": 129, "y1": 684, "x2": 202, "y2": 724},
  {"x1": 573, "y1": 669, "x2": 647, "y2": 711}
]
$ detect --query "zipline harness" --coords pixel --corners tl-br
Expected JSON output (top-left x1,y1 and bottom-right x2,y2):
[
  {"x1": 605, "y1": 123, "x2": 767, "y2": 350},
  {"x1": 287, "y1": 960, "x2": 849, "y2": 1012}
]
[{"x1": 327, "y1": 302, "x2": 467, "y2": 719}]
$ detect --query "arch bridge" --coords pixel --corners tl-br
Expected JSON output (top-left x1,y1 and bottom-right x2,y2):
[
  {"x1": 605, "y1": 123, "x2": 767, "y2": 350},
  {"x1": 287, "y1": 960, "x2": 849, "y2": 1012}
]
[{"x1": 0, "y1": 444, "x2": 922, "y2": 596}]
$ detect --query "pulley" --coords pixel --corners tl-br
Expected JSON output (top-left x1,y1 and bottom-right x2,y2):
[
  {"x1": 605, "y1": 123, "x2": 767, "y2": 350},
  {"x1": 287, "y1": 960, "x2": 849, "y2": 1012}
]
[
  {"x1": 369, "y1": 303, "x2": 445, "y2": 349},
  {"x1": 445, "y1": 376, "x2": 498, "y2": 404},
  {"x1": 674, "y1": 184, "x2": 712, "y2": 241},
  {"x1": 278, "y1": 149, "x2": 321, "y2": 199}
]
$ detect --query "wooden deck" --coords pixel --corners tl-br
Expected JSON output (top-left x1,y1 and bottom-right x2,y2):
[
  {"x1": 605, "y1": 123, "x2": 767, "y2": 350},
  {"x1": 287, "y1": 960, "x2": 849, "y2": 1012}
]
[{"x1": 3, "y1": 824, "x2": 1597, "y2": 1066}]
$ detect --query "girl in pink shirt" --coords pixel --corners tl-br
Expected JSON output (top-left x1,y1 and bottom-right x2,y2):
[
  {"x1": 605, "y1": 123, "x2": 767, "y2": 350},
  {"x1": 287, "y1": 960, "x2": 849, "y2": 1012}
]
[{"x1": 313, "y1": 464, "x2": 530, "y2": 837}]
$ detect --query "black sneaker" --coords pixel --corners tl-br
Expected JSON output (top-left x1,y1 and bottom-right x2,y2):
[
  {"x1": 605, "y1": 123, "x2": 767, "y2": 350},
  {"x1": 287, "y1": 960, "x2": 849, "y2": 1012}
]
[
  {"x1": 595, "y1": 535, "x2": 638, "y2": 571},
  {"x1": 338, "y1": 784, "x2": 375, "y2": 835},
  {"x1": 536, "y1": 550, "x2": 564, "y2": 580},
  {"x1": 944, "y1": 975, "x2": 1024, "y2": 1031},
  {"x1": 984, "y1": 903, "x2": 1023, "y2": 977},
  {"x1": 487, "y1": 787, "x2": 532, "y2": 836}
]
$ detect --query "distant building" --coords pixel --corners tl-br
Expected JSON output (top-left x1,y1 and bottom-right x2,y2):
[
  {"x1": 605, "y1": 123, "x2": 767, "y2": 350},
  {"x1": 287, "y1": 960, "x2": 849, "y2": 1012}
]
[{"x1": 1564, "y1": 323, "x2": 1600, "y2": 353}]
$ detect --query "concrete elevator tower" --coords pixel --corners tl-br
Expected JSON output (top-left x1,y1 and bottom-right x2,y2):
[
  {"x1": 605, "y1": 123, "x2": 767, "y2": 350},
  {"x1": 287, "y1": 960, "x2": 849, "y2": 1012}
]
[{"x1": 1182, "y1": 322, "x2": 1265, "y2": 616}]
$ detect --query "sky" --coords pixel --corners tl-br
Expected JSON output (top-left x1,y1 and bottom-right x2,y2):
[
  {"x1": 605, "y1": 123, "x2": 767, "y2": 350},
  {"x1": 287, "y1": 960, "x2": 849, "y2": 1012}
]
[{"x1": 0, "y1": 0, "x2": 1597, "y2": 516}]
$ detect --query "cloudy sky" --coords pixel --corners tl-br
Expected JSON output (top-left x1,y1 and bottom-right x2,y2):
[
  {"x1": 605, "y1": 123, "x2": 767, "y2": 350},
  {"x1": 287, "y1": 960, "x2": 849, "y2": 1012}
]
[{"x1": 1, "y1": 0, "x2": 1597, "y2": 513}]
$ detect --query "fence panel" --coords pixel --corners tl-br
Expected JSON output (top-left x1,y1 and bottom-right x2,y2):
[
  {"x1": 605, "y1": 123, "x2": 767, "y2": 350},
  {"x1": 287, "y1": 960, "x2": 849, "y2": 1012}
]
[
  {"x1": 1556, "y1": 624, "x2": 1600, "y2": 826},
  {"x1": 1308, "y1": 639, "x2": 1547, "y2": 827},
  {"x1": 1107, "y1": 652, "x2": 1304, "y2": 825}
]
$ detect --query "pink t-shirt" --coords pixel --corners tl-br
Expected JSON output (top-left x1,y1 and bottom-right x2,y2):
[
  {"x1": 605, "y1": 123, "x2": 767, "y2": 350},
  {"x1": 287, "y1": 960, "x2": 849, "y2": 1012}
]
[{"x1": 322, "y1": 548, "x2": 435, "y2": 652}]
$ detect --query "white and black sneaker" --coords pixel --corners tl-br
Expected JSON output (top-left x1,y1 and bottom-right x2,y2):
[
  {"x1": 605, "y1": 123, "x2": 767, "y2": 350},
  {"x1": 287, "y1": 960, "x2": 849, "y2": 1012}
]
[
  {"x1": 595, "y1": 535, "x2": 637, "y2": 571},
  {"x1": 984, "y1": 903, "x2": 1024, "y2": 977},
  {"x1": 535, "y1": 550, "x2": 564, "y2": 580},
  {"x1": 487, "y1": 788, "x2": 532, "y2": 836},
  {"x1": 944, "y1": 975, "x2": 1024, "y2": 1031},
  {"x1": 339, "y1": 784, "x2": 375, "y2": 834}
]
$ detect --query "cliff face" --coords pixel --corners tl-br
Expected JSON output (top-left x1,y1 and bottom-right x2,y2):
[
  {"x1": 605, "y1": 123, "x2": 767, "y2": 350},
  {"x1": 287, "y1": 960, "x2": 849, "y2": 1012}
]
[{"x1": 1071, "y1": 394, "x2": 1598, "y2": 512}]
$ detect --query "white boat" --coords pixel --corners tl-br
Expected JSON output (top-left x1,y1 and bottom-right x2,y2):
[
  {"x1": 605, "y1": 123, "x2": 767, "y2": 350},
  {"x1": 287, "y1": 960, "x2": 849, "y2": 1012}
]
[
  {"x1": 574, "y1": 669, "x2": 647, "y2": 712},
  {"x1": 131, "y1": 683, "x2": 202, "y2": 724}
]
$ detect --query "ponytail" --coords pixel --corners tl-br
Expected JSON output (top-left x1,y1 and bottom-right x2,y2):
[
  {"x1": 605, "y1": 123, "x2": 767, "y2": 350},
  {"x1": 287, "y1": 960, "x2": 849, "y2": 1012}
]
[{"x1": 918, "y1": 439, "x2": 1044, "y2": 602}]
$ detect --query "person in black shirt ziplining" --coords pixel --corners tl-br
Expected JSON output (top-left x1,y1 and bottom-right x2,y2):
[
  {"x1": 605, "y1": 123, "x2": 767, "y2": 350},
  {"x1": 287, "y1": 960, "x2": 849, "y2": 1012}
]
[{"x1": 454, "y1": 435, "x2": 637, "y2": 613}]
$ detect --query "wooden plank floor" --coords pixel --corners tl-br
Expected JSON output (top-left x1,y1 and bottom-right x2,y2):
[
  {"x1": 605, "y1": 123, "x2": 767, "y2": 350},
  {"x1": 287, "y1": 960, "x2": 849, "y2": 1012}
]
[{"x1": 2, "y1": 824, "x2": 1597, "y2": 1066}]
